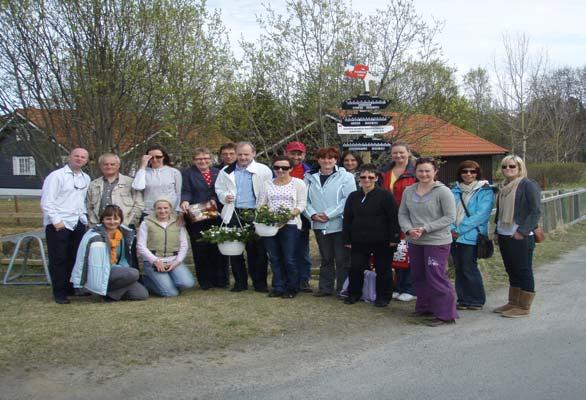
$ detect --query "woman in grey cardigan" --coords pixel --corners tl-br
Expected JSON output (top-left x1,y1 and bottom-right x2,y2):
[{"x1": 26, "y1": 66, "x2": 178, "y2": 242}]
[{"x1": 398, "y1": 158, "x2": 457, "y2": 326}]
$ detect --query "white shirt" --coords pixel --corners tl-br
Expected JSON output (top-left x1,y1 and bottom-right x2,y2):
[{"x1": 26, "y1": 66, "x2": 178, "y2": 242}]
[
  {"x1": 131, "y1": 166, "x2": 182, "y2": 214},
  {"x1": 41, "y1": 164, "x2": 91, "y2": 229}
]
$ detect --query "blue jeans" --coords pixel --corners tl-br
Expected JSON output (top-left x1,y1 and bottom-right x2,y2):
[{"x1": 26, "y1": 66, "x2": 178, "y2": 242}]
[
  {"x1": 297, "y1": 228, "x2": 312, "y2": 283},
  {"x1": 263, "y1": 225, "x2": 300, "y2": 294},
  {"x1": 498, "y1": 234, "x2": 536, "y2": 292},
  {"x1": 395, "y1": 268, "x2": 414, "y2": 295},
  {"x1": 452, "y1": 242, "x2": 486, "y2": 307},
  {"x1": 142, "y1": 261, "x2": 195, "y2": 297}
]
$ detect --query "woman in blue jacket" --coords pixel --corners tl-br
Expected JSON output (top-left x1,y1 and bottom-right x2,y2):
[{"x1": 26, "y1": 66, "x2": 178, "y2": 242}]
[
  {"x1": 71, "y1": 205, "x2": 148, "y2": 301},
  {"x1": 450, "y1": 161, "x2": 494, "y2": 310}
]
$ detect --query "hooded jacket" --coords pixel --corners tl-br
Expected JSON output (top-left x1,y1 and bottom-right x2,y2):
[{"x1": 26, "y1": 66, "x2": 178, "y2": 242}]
[
  {"x1": 450, "y1": 181, "x2": 495, "y2": 245},
  {"x1": 303, "y1": 166, "x2": 356, "y2": 234}
]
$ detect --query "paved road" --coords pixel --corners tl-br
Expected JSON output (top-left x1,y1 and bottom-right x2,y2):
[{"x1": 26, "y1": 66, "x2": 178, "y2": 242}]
[{"x1": 3, "y1": 247, "x2": 586, "y2": 400}]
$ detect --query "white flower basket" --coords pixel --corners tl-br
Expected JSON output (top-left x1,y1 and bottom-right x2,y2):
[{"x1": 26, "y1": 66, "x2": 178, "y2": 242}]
[
  {"x1": 217, "y1": 241, "x2": 245, "y2": 256},
  {"x1": 254, "y1": 222, "x2": 279, "y2": 237}
]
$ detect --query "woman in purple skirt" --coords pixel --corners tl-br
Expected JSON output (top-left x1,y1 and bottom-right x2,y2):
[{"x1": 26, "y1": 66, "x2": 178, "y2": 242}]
[{"x1": 398, "y1": 158, "x2": 458, "y2": 326}]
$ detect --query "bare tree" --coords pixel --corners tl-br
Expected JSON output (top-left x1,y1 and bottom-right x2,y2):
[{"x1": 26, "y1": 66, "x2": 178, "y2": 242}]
[{"x1": 463, "y1": 67, "x2": 492, "y2": 135}]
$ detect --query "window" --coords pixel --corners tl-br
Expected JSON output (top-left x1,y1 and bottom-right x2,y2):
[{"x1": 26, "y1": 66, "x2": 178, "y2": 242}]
[{"x1": 12, "y1": 156, "x2": 36, "y2": 176}]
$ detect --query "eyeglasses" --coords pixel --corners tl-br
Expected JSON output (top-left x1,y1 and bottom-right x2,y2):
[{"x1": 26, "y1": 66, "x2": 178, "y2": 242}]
[
  {"x1": 461, "y1": 169, "x2": 478, "y2": 174},
  {"x1": 194, "y1": 157, "x2": 211, "y2": 161},
  {"x1": 359, "y1": 176, "x2": 377, "y2": 180},
  {"x1": 273, "y1": 166, "x2": 291, "y2": 171},
  {"x1": 72, "y1": 174, "x2": 87, "y2": 190},
  {"x1": 501, "y1": 164, "x2": 517, "y2": 170}
]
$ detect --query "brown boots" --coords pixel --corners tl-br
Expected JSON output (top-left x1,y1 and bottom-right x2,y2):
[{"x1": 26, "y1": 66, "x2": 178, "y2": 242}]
[
  {"x1": 493, "y1": 287, "x2": 521, "y2": 314},
  {"x1": 501, "y1": 290, "x2": 535, "y2": 318}
]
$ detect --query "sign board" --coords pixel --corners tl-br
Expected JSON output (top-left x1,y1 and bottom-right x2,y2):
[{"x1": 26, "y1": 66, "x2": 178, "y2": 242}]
[
  {"x1": 341, "y1": 138, "x2": 392, "y2": 152},
  {"x1": 341, "y1": 95, "x2": 390, "y2": 110},
  {"x1": 341, "y1": 111, "x2": 392, "y2": 127},
  {"x1": 337, "y1": 123, "x2": 394, "y2": 137}
]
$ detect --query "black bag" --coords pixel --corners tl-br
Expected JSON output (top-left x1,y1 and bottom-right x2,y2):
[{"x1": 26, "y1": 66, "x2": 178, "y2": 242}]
[{"x1": 459, "y1": 195, "x2": 494, "y2": 259}]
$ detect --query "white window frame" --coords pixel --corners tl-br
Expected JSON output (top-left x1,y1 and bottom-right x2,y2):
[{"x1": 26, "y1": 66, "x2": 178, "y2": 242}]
[{"x1": 12, "y1": 156, "x2": 36, "y2": 176}]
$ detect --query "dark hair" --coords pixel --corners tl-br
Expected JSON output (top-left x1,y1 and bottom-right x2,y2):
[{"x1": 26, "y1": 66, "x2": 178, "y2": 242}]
[
  {"x1": 272, "y1": 155, "x2": 292, "y2": 167},
  {"x1": 415, "y1": 157, "x2": 439, "y2": 171},
  {"x1": 99, "y1": 205, "x2": 124, "y2": 224},
  {"x1": 218, "y1": 142, "x2": 236, "y2": 153},
  {"x1": 315, "y1": 147, "x2": 340, "y2": 160},
  {"x1": 456, "y1": 160, "x2": 482, "y2": 182},
  {"x1": 341, "y1": 151, "x2": 363, "y2": 170},
  {"x1": 358, "y1": 163, "x2": 378, "y2": 176},
  {"x1": 145, "y1": 144, "x2": 171, "y2": 166}
]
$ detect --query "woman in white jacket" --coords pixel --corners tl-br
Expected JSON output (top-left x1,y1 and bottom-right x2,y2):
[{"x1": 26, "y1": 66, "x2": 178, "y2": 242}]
[{"x1": 303, "y1": 147, "x2": 356, "y2": 297}]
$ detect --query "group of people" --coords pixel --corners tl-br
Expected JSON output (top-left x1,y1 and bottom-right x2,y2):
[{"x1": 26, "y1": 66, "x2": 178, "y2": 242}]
[{"x1": 40, "y1": 140, "x2": 541, "y2": 325}]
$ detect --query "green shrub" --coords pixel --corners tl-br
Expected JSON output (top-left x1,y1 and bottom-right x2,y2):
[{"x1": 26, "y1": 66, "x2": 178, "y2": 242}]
[{"x1": 527, "y1": 162, "x2": 586, "y2": 188}]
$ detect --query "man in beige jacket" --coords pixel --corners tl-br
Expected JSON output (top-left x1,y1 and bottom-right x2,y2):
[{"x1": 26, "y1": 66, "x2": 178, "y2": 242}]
[{"x1": 87, "y1": 153, "x2": 144, "y2": 227}]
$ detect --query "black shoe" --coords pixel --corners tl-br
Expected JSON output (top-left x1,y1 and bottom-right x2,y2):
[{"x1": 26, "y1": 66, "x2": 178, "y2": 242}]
[
  {"x1": 230, "y1": 286, "x2": 246, "y2": 292},
  {"x1": 281, "y1": 292, "x2": 296, "y2": 299},
  {"x1": 72, "y1": 288, "x2": 91, "y2": 297},
  {"x1": 254, "y1": 287, "x2": 269, "y2": 293},
  {"x1": 54, "y1": 297, "x2": 71, "y2": 305},
  {"x1": 426, "y1": 318, "x2": 456, "y2": 327},
  {"x1": 313, "y1": 291, "x2": 332, "y2": 297},
  {"x1": 200, "y1": 284, "x2": 212, "y2": 290},
  {"x1": 374, "y1": 300, "x2": 389, "y2": 308},
  {"x1": 268, "y1": 291, "x2": 284, "y2": 298},
  {"x1": 300, "y1": 281, "x2": 313, "y2": 293},
  {"x1": 344, "y1": 297, "x2": 358, "y2": 305}
]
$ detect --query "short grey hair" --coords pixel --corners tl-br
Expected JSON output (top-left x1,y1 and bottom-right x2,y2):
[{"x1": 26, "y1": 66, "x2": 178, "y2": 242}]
[
  {"x1": 236, "y1": 141, "x2": 256, "y2": 153},
  {"x1": 98, "y1": 153, "x2": 121, "y2": 165}
]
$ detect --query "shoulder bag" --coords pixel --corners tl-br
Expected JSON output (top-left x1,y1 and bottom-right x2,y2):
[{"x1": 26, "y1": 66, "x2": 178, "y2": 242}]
[{"x1": 459, "y1": 195, "x2": 494, "y2": 259}]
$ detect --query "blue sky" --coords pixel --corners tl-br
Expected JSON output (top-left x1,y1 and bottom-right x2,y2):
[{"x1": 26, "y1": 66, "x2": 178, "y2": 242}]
[{"x1": 207, "y1": 0, "x2": 586, "y2": 76}]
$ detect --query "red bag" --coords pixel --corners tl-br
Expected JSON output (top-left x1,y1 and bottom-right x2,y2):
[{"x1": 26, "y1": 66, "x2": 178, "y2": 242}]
[{"x1": 392, "y1": 239, "x2": 409, "y2": 269}]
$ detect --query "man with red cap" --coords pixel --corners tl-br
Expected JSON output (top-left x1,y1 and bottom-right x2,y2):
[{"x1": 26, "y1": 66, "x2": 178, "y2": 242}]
[{"x1": 285, "y1": 141, "x2": 313, "y2": 292}]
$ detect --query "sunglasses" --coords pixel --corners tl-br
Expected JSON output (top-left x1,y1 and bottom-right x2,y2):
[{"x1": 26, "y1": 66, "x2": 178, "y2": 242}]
[
  {"x1": 461, "y1": 169, "x2": 478, "y2": 174},
  {"x1": 151, "y1": 155, "x2": 164, "y2": 159},
  {"x1": 359, "y1": 176, "x2": 377, "y2": 180},
  {"x1": 501, "y1": 164, "x2": 517, "y2": 170},
  {"x1": 273, "y1": 165, "x2": 291, "y2": 171}
]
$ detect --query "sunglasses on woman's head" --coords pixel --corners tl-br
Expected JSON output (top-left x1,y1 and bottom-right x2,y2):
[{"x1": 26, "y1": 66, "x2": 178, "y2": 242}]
[
  {"x1": 273, "y1": 165, "x2": 291, "y2": 171},
  {"x1": 501, "y1": 164, "x2": 517, "y2": 169}
]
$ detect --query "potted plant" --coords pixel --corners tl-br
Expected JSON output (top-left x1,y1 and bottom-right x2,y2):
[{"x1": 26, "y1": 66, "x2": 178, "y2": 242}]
[
  {"x1": 242, "y1": 205, "x2": 295, "y2": 237},
  {"x1": 198, "y1": 225, "x2": 253, "y2": 256}
]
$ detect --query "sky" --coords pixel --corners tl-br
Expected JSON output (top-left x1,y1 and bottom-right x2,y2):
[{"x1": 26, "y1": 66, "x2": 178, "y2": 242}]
[{"x1": 206, "y1": 0, "x2": 586, "y2": 78}]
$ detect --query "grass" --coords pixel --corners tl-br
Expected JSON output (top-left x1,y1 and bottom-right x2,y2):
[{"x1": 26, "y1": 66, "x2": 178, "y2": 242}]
[{"x1": 1, "y1": 193, "x2": 585, "y2": 372}]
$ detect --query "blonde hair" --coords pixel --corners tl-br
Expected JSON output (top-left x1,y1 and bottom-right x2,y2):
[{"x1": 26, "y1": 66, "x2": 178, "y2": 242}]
[{"x1": 500, "y1": 155, "x2": 527, "y2": 179}]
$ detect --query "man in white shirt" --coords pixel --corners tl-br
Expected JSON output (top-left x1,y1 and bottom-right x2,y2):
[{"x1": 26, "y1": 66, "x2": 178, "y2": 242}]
[
  {"x1": 215, "y1": 142, "x2": 272, "y2": 292},
  {"x1": 41, "y1": 148, "x2": 91, "y2": 304}
]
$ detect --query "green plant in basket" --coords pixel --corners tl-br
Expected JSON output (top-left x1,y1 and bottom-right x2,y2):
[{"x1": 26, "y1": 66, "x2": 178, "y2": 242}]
[
  {"x1": 198, "y1": 225, "x2": 253, "y2": 244},
  {"x1": 249, "y1": 205, "x2": 294, "y2": 225}
]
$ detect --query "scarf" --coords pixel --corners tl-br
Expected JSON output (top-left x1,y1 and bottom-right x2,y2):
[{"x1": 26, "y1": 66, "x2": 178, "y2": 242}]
[
  {"x1": 497, "y1": 177, "x2": 523, "y2": 227},
  {"x1": 455, "y1": 180, "x2": 487, "y2": 226},
  {"x1": 108, "y1": 229, "x2": 123, "y2": 265}
]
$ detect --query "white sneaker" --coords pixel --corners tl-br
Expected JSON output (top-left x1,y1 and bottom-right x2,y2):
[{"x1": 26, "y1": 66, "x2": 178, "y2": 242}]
[
  {"x1": 392, "y1": 292, "x2": 400, "y2": 299},
  {"x1": 397, "y1": 293, "x2": 416, "y2": 302}
]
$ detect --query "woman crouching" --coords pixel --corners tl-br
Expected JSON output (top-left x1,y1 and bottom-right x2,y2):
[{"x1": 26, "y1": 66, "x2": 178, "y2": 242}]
[
  {"x1": 71, "y1": 205, "x2": 148, "y2": 301},
  {"x1": 137, "y1": 197, "x2": 195, "y2": 297}
]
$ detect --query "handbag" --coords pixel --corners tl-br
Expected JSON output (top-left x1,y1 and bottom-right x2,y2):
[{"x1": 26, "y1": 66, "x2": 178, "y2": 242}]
[
  {"x1": 533, "y1": 227, "x2": 545, "y2": 243},
  {"x1": 339, "y1": 269, "x2": 377, "y2": 303},
  {"x1": 392, "y1": 238, "x2": 410, "y2": 269},
  {"x1": 459, "y1": 194, "x2": 494, "y2": 259}
]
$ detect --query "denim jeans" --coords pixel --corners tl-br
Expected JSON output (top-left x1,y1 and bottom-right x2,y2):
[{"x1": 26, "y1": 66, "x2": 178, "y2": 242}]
[
  {"x1": 395, "y1": 268, "x2": 414, "y2": 295},
  {"x1": 297, "y1": 228, "x2": 312, "y2": 284},
  {"x1": 142, "y1": 261, "x2": 195, "y2": 297},
  {"x1": 498, "y1": 234, "x2": 536, "y2": 292},
  {"x1": 451, "y1": 242, "x2": 486, "y2": 307},
  {"x1": 314, "y1": 230, "x2": 350, "y2": 294},
  {"x1": 263, "y1": 225, "x2": 300, "y2": 294}
]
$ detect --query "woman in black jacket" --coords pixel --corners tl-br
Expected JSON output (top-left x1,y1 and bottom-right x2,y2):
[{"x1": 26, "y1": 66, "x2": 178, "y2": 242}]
[{"x1": 342, "y1": 164, "x2": 401, "y2": 307}]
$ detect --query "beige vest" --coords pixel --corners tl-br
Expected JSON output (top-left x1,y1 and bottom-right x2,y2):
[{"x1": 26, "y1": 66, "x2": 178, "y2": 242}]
[{"x1": 145, "y1": 216, "x2": 181, "y2": 257}]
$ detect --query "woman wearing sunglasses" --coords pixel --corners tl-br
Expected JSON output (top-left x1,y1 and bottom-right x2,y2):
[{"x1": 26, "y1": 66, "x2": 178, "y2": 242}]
[
  {"x1": 257, "y1": 156, "x2": 307, "y2": 298},
  {"x1": 342, "y1": 164, "x2": 401, "y2": 307},
  {"x1": 494, "y1": 155, "x2": 541, "y2": 318},
  {"x1": 398, "y1": 157, "x2": 457, "y2": 326},
  {"x1": 132, "y1": 144, "x2": 182, "y2": 218},
  {"x1": 450, "y1": 160, "x2": 494, "y2": 311}
]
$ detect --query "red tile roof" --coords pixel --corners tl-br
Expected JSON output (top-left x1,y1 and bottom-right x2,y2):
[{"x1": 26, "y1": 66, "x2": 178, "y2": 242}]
[{"x1": 386, "y1": 113, "x2": 508, "y2": 156}]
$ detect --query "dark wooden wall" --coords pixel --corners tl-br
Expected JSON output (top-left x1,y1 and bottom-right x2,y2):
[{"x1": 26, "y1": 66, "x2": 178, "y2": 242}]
[{"x1": 0, "y1": 132, "x2": 43, "y2": 189}]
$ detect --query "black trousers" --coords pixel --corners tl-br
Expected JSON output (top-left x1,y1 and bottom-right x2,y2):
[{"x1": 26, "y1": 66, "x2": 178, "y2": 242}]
[
  {"x1": 187, "y1": 219, "x2": 224, "y2": 288},
  {"x1": 348, "y1": 241, "x2": 394, "y2": 302},
  {"x1": 229, "y1": 210, "x2": 268, "y2": 290},
  {"x1": 45, "y1": 221, "x2": 86, "y2": 299}
]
